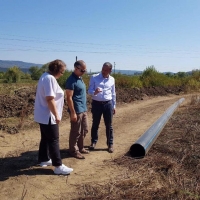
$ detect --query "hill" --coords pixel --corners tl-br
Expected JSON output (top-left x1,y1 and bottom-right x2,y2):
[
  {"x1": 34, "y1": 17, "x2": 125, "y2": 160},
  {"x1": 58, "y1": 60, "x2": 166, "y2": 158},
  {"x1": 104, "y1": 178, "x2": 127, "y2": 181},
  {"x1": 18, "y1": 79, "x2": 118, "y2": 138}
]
[
  {"x1": 0, "y1": 60, "x2": 43, "y2": 73},
  {"x1": 0, "y1": 60, "x2": 143, "y2": 75},
  {"x1": 0, "y1": 60, "x2": 43, "y2": 69}
]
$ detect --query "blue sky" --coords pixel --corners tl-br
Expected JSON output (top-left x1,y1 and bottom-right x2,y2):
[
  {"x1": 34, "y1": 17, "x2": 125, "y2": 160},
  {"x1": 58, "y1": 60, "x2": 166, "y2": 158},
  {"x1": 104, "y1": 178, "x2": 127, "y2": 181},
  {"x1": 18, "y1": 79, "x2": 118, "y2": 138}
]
[{"x1": 0, "y1": 0, "x2": 200, "y2": 73}]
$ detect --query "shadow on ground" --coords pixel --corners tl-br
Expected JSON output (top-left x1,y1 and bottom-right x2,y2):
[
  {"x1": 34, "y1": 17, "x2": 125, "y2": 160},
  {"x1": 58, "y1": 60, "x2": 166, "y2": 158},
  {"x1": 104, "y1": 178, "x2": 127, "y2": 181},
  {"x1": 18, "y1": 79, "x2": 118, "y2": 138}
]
[{"x1": 0, "y1": 149, "x2": 72, "y2": 181}]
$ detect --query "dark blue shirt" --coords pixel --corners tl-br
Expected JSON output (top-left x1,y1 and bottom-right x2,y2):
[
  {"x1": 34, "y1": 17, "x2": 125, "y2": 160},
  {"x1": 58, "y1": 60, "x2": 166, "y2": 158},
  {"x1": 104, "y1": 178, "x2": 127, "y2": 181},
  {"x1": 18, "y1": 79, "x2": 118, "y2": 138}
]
[{"x1": 65, "y1": 72, "x2": 87, "y2": 114}]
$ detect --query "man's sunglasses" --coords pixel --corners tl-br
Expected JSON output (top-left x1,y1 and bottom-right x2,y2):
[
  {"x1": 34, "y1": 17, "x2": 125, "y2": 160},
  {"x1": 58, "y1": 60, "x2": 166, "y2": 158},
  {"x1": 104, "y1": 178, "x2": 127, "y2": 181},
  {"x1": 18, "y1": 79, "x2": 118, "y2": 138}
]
[{"x1": 76, "y1": 66, "x2": 87, "y2": 73}]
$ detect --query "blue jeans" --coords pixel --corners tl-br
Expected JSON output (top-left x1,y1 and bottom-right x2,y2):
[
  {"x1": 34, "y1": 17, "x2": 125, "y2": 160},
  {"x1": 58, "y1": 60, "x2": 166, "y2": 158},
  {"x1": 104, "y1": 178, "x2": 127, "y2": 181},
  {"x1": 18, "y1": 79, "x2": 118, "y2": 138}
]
[{"x1": 91, "y1": 100, "x2": 113, "y2": 146}]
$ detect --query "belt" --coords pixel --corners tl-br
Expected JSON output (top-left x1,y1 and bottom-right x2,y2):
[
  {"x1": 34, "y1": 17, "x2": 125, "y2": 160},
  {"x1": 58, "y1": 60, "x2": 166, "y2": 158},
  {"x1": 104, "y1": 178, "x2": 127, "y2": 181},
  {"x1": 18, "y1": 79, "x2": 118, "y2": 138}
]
[{"x1": 92, "y1": 100, "x2": 111, "y2": 104}]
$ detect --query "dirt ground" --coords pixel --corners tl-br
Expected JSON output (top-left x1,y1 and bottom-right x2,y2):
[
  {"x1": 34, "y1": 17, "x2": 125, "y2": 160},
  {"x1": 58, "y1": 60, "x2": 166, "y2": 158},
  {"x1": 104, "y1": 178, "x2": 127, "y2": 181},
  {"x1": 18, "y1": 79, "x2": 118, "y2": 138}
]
[{"x1": 0, "y1": 92, "x2": 195, "y2": 200}]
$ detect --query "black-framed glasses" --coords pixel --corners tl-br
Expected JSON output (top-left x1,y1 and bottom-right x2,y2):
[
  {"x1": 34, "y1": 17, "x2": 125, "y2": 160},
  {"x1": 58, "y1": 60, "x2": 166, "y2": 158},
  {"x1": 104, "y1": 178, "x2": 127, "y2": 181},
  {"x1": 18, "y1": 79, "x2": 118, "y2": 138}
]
[{"x1": 76, "y1": 66, "x2": 87, "y2": 73}]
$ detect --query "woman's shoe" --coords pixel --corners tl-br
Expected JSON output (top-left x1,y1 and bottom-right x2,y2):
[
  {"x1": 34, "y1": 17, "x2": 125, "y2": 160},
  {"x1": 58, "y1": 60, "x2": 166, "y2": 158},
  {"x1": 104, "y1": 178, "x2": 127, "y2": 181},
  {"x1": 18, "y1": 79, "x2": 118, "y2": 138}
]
[
  {"x1": 54, "y1": 164, "x2": 73, "y2": 175},
  {"x1": 39, "y1": 159, "x2": 52, "y2": 167}
]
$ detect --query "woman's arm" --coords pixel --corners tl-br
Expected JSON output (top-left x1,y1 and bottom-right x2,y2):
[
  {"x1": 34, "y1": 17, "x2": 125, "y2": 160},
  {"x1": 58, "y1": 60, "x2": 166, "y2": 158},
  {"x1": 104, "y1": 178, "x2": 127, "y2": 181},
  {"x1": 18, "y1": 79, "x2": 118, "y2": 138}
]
[{"x1": 46, "y1": 96, "x2": 60, "y2": 124}]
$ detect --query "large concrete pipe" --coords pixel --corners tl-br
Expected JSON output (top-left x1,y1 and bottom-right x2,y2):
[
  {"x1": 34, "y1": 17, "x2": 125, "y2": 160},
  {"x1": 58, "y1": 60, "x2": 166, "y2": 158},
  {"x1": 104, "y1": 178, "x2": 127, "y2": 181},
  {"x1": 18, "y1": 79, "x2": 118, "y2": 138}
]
[{"x1": 130, "y1": 98, "x2": 185, "y2": 158}]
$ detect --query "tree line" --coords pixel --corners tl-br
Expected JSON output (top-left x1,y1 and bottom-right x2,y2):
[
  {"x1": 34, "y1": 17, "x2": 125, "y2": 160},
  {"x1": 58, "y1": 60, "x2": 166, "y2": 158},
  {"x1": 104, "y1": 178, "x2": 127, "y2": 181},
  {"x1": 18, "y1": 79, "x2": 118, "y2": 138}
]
[{"x1": 0, "y1": 65, "x2": 200, "y2": 92}]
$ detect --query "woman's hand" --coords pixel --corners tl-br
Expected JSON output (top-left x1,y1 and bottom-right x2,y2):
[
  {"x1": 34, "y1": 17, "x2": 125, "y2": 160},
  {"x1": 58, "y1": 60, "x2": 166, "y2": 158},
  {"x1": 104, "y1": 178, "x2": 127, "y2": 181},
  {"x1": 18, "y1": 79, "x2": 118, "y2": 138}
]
[
  {"x1": 55, "y1": 115, "x2": 61, "y2": 124},
  {"x1": 46, "y1": 96, "x2": 60, "y2": 124}
]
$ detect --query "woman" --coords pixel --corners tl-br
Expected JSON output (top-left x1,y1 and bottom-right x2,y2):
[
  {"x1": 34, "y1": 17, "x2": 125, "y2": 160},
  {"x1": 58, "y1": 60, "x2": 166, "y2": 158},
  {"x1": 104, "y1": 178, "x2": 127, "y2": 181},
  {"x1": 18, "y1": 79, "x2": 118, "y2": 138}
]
[{"x1": 34, "y1": 59, "x2": 73, "y2": 175}]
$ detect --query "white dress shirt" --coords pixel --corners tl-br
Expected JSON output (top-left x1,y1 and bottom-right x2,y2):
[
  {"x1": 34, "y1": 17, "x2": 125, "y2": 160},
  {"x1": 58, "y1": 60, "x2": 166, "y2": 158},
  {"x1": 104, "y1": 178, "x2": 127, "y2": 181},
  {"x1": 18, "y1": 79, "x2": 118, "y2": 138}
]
[{"x1": 88, "y1": 73, "x2": 116, "y2": 108}]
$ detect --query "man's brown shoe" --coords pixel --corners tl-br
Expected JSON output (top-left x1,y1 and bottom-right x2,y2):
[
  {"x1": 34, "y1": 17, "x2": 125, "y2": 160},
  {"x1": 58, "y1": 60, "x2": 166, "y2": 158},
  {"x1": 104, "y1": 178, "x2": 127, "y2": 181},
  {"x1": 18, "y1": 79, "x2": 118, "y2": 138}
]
[
  {"x1": 70, "y1": 152, "x2": 85, "y2": 159},
  {"x1": 80, "y1": 149, "x2": 90, "y2": 154},
  {"x1": 89, "y1": 143, "x2": 96, "y2": 150},
  {"x1": 108, "y1": 145, "x2": 114, "y2": 153}
]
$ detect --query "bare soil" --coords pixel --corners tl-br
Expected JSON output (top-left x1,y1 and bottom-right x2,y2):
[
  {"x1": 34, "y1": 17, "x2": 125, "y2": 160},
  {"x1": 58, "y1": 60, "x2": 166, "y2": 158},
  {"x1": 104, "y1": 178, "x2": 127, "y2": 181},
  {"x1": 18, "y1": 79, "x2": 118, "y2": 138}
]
[
  {"x1": 0, "y1": 87, "x2": 200, "y2": 200},
  {"x1": 0, "y1": 86, "x2": 199, "y2": 199}
]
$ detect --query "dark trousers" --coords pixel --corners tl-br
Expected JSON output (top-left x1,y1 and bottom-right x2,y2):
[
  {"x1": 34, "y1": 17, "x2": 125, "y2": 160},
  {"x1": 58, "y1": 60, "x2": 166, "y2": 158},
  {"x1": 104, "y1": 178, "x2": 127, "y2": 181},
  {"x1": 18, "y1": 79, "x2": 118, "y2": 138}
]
[
  {"x1": 91, "y1": 100, "x2": 113, "y2": 146},
  {"x1": 38, "y1": 118, "x2": 62, "y2": 166}
]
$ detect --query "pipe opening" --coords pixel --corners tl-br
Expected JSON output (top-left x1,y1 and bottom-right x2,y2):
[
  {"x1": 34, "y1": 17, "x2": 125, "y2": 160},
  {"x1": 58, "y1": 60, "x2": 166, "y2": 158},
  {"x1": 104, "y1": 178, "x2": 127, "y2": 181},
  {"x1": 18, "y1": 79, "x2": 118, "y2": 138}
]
[{"x1": 130, "y1": 143, "x2": 145, "y2": 159}]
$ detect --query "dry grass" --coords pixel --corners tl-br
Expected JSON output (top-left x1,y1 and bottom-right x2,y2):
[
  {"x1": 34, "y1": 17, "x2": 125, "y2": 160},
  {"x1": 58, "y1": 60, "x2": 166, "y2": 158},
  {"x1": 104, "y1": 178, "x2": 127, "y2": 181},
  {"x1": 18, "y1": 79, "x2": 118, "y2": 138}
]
[
  {"x1": 0, "y1": 114, "x2": 37, "y2": 134},
  {"x1": 0, "y1": 82, "x2": 37, "y2": 95},
  {"x1": 70, "y1": 96, "x2": 200, "y2": 200}
]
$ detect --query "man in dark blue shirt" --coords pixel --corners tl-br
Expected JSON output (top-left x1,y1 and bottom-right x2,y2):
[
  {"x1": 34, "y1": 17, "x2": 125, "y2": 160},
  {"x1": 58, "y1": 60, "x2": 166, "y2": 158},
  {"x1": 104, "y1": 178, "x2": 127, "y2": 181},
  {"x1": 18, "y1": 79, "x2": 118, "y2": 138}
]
[{"x1": 65, "y1": 60, "x2": 89, "y2": 159}]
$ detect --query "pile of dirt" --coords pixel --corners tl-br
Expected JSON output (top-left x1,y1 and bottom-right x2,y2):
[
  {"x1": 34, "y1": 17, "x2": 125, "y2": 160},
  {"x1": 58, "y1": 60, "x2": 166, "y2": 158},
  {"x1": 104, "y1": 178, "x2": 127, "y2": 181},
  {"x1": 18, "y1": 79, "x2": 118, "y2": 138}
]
[
  {"x1": 0, "y1": 85, "x2": 185, "y2": 133},
  {"x1": 116, "y1": 85, "x2": 184, "y2": 103},
  {"x1": 0, "y1": 87, "x2": 36, "y2": 118}
]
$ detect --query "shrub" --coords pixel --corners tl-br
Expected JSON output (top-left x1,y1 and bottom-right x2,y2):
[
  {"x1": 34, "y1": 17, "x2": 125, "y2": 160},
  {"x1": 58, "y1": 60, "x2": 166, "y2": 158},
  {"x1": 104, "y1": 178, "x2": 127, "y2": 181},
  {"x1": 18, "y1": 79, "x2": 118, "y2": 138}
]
[
  {"x1": 4, "y1": 66, "x2": 23, "y2": 83},
  {"x1": 185, "y1": 78, "x2": 200, "y2": 92}
]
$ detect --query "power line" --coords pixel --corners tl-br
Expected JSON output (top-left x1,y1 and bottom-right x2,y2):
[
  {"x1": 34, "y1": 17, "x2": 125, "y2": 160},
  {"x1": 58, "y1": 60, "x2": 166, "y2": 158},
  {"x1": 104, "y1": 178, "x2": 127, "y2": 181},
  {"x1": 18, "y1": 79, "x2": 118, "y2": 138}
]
[
  {"x1": 0, "y1": 33, "x2": 136, "y2": 47},
  {"x1": 0, "y1": 33, "x2": 199, "y2": 54}
]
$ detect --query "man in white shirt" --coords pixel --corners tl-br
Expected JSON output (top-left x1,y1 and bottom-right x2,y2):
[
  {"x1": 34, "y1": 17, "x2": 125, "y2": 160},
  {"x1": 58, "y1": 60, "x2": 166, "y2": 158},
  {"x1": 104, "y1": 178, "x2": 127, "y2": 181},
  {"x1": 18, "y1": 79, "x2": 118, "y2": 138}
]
[{"x1": 88, "y1": 62, "x2": 116, "y2": 153}]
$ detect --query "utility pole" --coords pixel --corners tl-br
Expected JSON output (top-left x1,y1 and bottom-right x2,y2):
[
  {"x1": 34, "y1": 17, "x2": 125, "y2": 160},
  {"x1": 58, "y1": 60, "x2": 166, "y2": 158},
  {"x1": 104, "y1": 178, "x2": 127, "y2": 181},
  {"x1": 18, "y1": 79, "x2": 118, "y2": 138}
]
[
  {"x1": 76, "y1": 56, "x2": 77, "y2": 61},
  {"x1": 114, "y1": 62, "x2": 116, "y2": 74}
]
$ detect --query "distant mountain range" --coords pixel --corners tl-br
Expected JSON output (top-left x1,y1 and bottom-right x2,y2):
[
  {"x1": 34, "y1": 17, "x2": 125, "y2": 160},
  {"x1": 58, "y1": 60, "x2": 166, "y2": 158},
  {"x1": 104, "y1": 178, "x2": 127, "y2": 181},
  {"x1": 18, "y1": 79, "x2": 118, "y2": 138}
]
[
  {"x1": 0, "y1": 60, "x2": 43, "y2": 73},
  {"x1": 0, "y1": 60, "x2": 43, "y2": 68},
  {"x1": 0, "y1": 60, "x2": 144, "y2": 75},
  {"x1": 0, "y1": 60, "x2": 191, "y2": 75}
]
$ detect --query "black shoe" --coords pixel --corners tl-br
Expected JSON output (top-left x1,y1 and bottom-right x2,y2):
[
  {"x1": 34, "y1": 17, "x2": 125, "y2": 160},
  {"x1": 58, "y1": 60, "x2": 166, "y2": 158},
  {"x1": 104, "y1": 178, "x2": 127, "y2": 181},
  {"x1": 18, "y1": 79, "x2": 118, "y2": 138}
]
[
  {"x1": 108, "y1": 145, "x2": 114, "y2": 153},
  {"x1": 89, "y1": 143, "x2": 96, "y2": 150}
]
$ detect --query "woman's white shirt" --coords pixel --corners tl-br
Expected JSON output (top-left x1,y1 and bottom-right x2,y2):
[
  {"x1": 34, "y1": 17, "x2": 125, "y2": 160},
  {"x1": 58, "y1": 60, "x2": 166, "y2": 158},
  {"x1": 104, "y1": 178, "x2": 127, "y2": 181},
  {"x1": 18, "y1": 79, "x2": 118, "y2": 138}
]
[{"x1": 34, "y1": 72, "x2": 64, "y2": 125}]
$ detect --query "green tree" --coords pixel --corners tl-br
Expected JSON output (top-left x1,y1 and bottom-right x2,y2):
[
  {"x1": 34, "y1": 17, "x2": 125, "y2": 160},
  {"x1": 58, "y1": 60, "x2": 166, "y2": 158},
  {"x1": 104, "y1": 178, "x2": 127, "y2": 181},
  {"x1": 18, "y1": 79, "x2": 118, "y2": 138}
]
[
  {"x1": 140, "y1": 66, "x2": 160, "y2": 87},
  {"x1": 41, "y1": 63, "x2": 49, "y2": 72},
  {"x1": 29, "y1": 63, "x2": 49, "y2": 80},
  {"x1": 140, "y1": 66, "x2": 176, "y2": 87},
  {"x1": 176, "y1": 72, "x2": 187, "y2": 78},
  {"x1": 191, "y1": 69, "x2": 200, "y2": 81},
  {"x1": 29, "y1": 66, "x2": 43, "y2": 80},
  {"x1": 4, "y1": 66, "x2": 23, "y2": 83},
  {"x1": 165, "y1": 72, "x2": 174, "y2": 77},
  {"x1": 0, "y1": 72, "x2": 5, "y2": 79},
  {"x1": 57, "y1": 70, "x2": 72, "y2": 88},
  {"x1": 21, "y1": 72, "x2": 32, "y2": 80},
  {"x1": 141, "y1": 65, "x2": 158, "y2": 78}
]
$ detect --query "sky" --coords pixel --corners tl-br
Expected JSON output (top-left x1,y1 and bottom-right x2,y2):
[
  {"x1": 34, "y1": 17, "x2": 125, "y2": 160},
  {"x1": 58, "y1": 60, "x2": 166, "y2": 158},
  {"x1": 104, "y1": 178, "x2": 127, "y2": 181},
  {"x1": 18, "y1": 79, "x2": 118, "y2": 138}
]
[{"x1": 0, "y1": 0, "x2": 200, "y2": 73}]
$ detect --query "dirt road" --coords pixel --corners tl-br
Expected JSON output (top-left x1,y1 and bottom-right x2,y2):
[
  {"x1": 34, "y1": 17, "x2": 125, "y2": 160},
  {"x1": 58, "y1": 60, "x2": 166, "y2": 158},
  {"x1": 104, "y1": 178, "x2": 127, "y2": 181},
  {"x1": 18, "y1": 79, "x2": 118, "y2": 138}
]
[{"x1": 0, "y1": 94, "x2": 193, "y2": 200}]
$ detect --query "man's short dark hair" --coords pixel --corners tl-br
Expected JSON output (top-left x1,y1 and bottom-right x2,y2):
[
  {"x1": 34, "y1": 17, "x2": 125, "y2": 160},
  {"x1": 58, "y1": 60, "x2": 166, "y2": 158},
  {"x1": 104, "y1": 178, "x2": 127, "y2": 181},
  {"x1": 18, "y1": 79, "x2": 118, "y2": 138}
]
[
  {"x1": 74, "y1": 60, "x2": 85, "y2": 68},
  {"x1": 103, "y1": 62, "x2": 112, "y2": 69}
]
